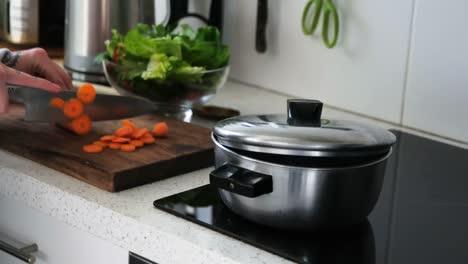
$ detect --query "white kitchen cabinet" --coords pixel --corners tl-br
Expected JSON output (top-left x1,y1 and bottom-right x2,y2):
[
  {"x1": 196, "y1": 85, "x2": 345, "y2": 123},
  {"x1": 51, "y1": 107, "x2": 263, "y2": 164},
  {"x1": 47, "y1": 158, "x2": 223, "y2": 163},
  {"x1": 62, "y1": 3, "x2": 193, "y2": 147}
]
[
  {"x1": 223, "y1": 0, "x2": 414, "y2": 123},
  {"x1": 402, "y1": 0, "x2": 468, "y2": 143},
  {"x1": 0, "y1": 196, "x2": 127, "y2": 264}
]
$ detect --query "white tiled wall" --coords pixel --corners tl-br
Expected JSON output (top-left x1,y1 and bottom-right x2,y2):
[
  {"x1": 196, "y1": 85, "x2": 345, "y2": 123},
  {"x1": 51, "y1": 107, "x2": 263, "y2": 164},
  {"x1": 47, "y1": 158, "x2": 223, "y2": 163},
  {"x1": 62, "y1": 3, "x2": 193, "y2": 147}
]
[
  {"x1": 223, "y1": 0, "x2": 415, "y2": 123},
  {"x1": 223, "y1": 0, "x2": 468, "y2": 143},
  {"x1": 403, "y1": 0, "x2": 468, "y2": 143}
]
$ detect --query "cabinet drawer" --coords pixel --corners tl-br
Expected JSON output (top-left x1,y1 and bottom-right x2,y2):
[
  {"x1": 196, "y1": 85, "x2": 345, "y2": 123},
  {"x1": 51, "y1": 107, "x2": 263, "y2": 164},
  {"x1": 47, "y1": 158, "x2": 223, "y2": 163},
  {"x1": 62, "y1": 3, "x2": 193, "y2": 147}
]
[
  {"x1": 129, "y1": 252, "x2": 157, "y2": 264},
  {"x1": 0, "y1": 195, "x2": 127, "y2": 264}
]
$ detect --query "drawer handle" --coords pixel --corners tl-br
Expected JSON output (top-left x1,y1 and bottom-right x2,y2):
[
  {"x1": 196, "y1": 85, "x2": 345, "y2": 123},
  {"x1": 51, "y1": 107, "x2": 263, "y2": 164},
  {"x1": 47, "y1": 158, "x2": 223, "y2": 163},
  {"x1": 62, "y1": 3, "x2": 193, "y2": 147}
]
[{"x1": 0, "y1": 240, "x2": 38, "y2": 263}]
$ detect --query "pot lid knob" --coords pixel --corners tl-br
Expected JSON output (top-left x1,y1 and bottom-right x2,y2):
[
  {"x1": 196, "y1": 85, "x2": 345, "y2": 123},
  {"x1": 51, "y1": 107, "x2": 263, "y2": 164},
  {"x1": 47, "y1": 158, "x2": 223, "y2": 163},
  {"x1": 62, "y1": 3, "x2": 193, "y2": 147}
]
[{"x1": 287, "y1": 99, "x2": 323, "y2": 127}]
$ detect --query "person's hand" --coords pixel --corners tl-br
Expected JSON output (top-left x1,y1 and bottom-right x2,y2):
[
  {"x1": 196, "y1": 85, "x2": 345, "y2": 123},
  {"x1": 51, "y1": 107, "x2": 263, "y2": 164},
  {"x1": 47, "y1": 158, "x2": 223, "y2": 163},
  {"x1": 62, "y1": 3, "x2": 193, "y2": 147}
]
[
  {"x1": 0, "y1": 48, "x2": 71, "y2": 114},
  {"x1": 9, "y1": 48, "x2": 73, "y2": 90}
]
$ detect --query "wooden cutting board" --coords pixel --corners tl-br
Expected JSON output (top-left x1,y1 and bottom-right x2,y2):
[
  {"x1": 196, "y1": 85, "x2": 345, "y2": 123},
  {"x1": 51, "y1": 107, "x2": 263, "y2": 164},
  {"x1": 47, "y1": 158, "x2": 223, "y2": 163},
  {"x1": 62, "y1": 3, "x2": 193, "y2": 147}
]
[{"x1": 0, "y1": 104, "x2": 214, "y2": 192}]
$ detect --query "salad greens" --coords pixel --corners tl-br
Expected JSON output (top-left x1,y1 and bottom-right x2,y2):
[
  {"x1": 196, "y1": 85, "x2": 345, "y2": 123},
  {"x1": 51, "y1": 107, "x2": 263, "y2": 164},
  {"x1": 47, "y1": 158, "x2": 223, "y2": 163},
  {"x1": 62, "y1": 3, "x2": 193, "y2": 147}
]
[{"x1": 98, "y1": 24, "x2": 229, "y2": 82}]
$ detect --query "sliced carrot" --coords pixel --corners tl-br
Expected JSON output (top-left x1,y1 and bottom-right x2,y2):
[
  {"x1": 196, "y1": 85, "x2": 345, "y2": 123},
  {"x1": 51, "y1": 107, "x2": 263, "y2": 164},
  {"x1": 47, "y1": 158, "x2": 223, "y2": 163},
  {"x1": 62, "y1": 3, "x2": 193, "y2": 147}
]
[
  {"x1": 121, "y1": 144, "x2": 136, "y2": 152},
  {"x1": 108, "y1": 142, "x2": 122, "y2": 149},
  {"x1": 121, "y1": 119, "x2": 138, "y2": 132},
  {"x1": 83, "y1": 144, "x2": 103, "y2": 153},
  {"x1": 115, "y1": 126, "x2": 133, "y2": 137},
  {"x1": 70, "y1": 115, "x2": 92, "y2": 135},
  {"x1": 100, "y1": 135, "x2": 116, "y2": 141},
  {"x1": 50, "y1": 97, "x2": 65, "y2": 109},
  {"x1": 112, "y1": 137, "x2": 130, "y2": 143},
  {"x1": 77, "y1": 83, "x2": 96, "y2": 104},
  {"x1": 141, "y1": 136, "x2": 155, "y2": 144},
  {"x1": 142, "y1": 132, "x2": 152, "y2": 138},
  {"x1": 133, "y1": 128, "x2": 149, "y2": 139},
  {"x1": 64, "y1": 98, "x2": 84, "y2": 119},
  {"x1": 153, "y1": 122, "x2": 169, "y2": 137},
  {"x1": 93, "y1": 141, "x2": 108, "y2": 148},
  {"x1": 129, "y1": 140, "x2": 144, "y2": 147}
]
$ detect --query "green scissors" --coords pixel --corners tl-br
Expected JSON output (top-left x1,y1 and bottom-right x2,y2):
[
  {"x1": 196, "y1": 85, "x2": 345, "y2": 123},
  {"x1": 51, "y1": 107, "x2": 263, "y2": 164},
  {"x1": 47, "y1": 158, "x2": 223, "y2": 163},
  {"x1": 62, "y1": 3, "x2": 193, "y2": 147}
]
[{"x1": 301, "y1": 0, "x2": 340, "y2": 48}]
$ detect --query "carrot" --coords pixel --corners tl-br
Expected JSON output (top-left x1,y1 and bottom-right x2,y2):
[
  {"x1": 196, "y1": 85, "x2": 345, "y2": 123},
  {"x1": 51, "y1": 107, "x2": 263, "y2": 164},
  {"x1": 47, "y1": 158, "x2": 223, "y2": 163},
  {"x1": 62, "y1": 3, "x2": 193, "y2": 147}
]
[
  {"x1": 141, "y1": 136, "x2": 155, "y2": 144},
  {"x1": 50, "y1": 97, "x2": 65, "y2": 108},
  {"x1": 129, "y1": 140, "x2": 144, "y2": 147},
  {"x1": 121, "y1": 144, "x2": 136, "y2": 152},
  {"x1": 115, "y1": 126, "x2": 133, "y2": 137},
  {"x1": 100, "y1": 135, "x2": 116, "y2": 141},
  {"x1": 133, "y1": 128, "x2": 149, "y2": 139},
  {"x1": 153, "y1": 122, "x2": 168, "y2": 137},
  {"x1": 70, "y1": 115, "x2": 92, "y2": 135},
  {"x1": 93, "y1": 141, "x2": 108, "y2": 148},
  {"x1": 83, "y1": 144, "x2": 103, "y2": 153},
  {"x1": 64, "y1": 98, "x2": 84, "y2": 119},
  {"x1": 108, "y1": 142, "x2": 122, "y2": 149},
  {"x1": 112, "y1": 137, "x2": 130, "y2": 143},
  {"x1": 77, "y1": 83, "x2": 96, "y2": 104},
  {"x1": 121, "y1": 119, "x2": 138, "y2": 132},
  {"x1": 142, "y1": 132, "x2": 152, "y2": 138}
]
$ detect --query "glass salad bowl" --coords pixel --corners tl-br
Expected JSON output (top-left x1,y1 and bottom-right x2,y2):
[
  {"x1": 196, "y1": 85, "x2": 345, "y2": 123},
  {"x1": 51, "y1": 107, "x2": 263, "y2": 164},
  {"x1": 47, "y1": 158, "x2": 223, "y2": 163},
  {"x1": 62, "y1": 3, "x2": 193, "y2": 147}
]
[{"x1": 102, "y1": 60, "x2": 230, "y2": 117}]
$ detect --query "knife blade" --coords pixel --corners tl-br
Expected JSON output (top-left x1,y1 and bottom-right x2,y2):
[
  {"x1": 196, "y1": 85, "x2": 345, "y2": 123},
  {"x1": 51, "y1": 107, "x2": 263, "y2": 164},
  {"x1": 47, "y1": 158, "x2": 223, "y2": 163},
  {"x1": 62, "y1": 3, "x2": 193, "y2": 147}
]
[{"x1": 7, "y1": 85, "x2": 182, "y2": 122}]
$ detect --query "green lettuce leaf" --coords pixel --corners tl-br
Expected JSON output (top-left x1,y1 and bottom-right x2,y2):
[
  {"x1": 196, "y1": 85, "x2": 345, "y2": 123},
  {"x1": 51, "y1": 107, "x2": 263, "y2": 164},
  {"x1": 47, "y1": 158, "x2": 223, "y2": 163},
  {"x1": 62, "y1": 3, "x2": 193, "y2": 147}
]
[
  {"x1": 105, "y1": 29, "x2": 124, "y2": 55},
  {"x1": 124, "y1": 28, "x2": 158, "y2": 58},
  {"x1": 171, "y1": 61, "x2": 205, "y2": 82},
  {"x1": 124, "y1": 24, "x2": 182, "y2": 59},
  {"x1": 194, "y1": 26, "x2": 221, "y2": 44},
  {"x1": 179, "y1": 26, "x2": 229, "y2": 69},
  {"x1": 117, "y1": 55, "x2": 148, "y2": 80},
  {"x1": 141, "y1": 53, "x2": 173, "y2": 80},
  {"x1": 140, "y1": 53, "x2": 205, "y2": 81}
]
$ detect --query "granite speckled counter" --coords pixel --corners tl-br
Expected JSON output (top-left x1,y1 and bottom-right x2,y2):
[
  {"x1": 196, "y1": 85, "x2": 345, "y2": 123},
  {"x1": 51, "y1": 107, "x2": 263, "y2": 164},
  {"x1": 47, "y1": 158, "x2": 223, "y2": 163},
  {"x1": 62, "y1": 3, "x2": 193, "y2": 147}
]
[{"x1": 1, "y1": 80, "x2": 466, "y2": 263}]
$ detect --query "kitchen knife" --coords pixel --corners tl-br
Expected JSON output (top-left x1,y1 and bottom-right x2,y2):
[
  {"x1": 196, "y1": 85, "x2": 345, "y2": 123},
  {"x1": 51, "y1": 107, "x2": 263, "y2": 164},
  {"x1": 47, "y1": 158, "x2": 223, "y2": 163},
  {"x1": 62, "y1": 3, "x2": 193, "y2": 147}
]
[
  {"x1": 7, "y1": 85, "x2": 182, "y2": 122},
  {"x1": 255, "y1": 0, "x2": 268, "y2": 53}
]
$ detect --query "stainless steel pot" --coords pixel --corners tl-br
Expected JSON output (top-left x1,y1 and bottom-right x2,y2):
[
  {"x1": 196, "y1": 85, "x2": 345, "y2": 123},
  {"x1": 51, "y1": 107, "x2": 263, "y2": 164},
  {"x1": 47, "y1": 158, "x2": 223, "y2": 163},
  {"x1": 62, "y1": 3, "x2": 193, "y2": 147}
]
[{"x1": 209, "y1": 99, "x2": 396, "y2": 230}]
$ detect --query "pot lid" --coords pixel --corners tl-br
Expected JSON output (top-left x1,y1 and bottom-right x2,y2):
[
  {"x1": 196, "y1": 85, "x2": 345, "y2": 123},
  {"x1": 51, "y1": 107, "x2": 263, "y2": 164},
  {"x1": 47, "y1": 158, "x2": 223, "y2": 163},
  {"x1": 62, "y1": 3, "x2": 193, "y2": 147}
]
[{"x1": 213, "y1": 99, "x2": 397, "y2": 157}]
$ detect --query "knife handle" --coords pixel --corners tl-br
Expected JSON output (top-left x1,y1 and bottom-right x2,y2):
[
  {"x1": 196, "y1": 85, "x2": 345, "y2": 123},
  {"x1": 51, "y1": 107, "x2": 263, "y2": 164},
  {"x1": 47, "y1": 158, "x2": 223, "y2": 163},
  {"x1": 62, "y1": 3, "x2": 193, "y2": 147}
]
[{"x1": 256, "y1": 0, "x2": 268, "y2": 53}]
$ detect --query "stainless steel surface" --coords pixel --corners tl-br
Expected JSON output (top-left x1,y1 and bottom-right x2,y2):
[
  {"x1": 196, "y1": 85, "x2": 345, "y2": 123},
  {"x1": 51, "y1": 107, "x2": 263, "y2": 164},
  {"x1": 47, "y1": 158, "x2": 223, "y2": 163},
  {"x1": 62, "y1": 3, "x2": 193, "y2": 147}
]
[
  {"x1": 0, "y1": 240, "x2": 37, "y2": 263},
  {"x1": 64, "y1": 0, "x2": 155, "y2": 77},
  {"x1": 3, "y1": 0, "x2": 39, "y2": 44},
  {"x1": 68, "y1": 70, "x2": 109, "y2": 85},
  {"x1": 212, "y1": 134, "x2": 391, "y2": 230},
  {"x1": 214, "y1": 114, "x2": 396, "y2": 157},
  {"x1": 8, "y1": 86, "x2": 182, "y2": 122}
]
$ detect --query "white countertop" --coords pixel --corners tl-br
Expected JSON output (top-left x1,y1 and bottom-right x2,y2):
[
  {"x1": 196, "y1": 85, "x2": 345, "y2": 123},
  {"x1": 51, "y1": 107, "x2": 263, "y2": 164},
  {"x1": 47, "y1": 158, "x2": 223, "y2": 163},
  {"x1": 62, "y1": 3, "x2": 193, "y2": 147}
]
[{"x1": 1, "y1": 80, "x2": 467, "y2": 264}]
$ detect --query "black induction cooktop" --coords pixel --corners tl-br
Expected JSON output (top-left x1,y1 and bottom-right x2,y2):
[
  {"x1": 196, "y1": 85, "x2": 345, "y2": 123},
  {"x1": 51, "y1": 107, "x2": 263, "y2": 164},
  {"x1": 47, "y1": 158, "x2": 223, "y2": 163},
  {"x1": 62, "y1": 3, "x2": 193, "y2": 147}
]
[{"x1": 153, "y1": 131, "x2": 468, "y2": 264}]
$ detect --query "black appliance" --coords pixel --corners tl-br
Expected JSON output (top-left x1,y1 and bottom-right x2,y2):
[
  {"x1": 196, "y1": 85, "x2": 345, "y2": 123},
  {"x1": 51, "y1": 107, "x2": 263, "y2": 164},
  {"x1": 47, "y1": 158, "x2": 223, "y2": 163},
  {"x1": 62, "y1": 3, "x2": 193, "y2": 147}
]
[{"x1": 167, "y1": 0, "x2": 223, "y2": 32}]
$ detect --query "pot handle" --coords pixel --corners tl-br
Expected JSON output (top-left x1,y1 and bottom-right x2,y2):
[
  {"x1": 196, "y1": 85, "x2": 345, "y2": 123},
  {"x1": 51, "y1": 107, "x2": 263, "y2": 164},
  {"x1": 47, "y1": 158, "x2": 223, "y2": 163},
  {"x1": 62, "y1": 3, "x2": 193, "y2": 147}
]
[
  {"x1": 287, "y1": 99, "x2": 323, "y2": 127},
  {"x1": 210, "y1": 164, "x2": 273, "y2": 198}
]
